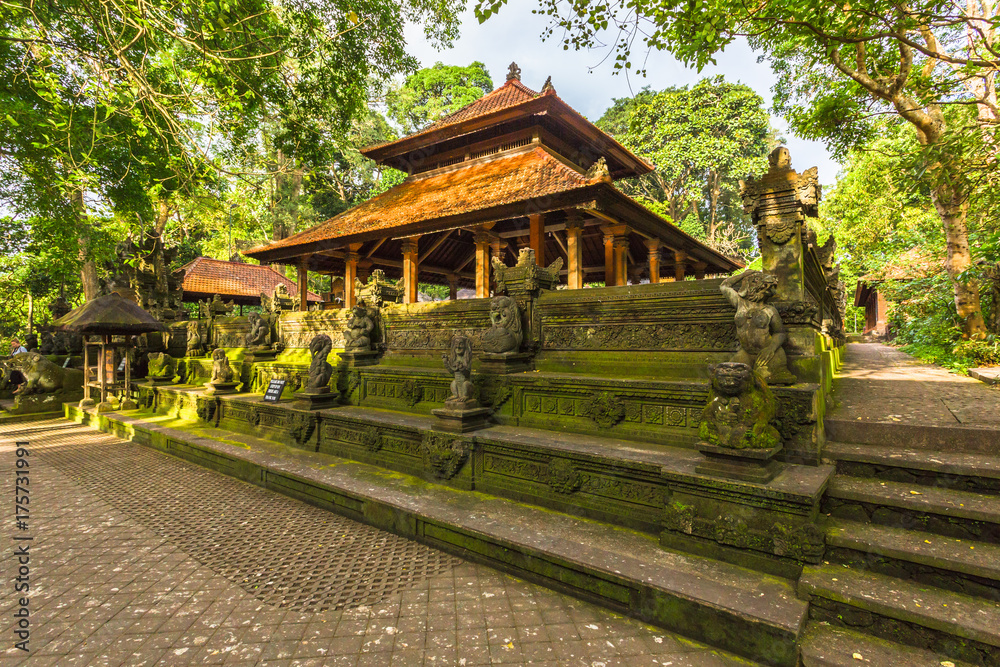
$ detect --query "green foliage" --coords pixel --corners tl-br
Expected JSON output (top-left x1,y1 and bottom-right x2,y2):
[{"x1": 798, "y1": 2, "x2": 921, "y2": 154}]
[
  {"x1": 385, "y1": 62, "x2": 493, "y2": 134},
  {"x1": 596, "y1": 78, "x2": 773, "y2": 260}
]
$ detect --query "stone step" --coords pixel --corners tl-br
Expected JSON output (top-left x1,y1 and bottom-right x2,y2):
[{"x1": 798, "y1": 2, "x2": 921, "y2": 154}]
[
  {"x1": 799, "y1": 564, "x2": 1000, "y2": 665},
  {"x1": 800, "y1": 622, "x2": 976, "y2": 667},
  {"x1": 824, "y1": 477, "x2": 1000, "y2": 543},
  {"x1": 825, "y1": 417, "x2": 1000, "y2": 453},
  {"x1": 68, "y1": 405, "x2": 808, "y2": 667},
  {"x1": 825, "y1": 519, "x2": 1000, "y2": 600},
  {"x1": 825, "y1": 441, "x2": 1000, "y2": 494}
]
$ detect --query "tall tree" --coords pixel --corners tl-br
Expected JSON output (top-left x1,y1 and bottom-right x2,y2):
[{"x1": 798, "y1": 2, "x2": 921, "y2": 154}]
[
  {"x1": 596, "y1": 78, "x2": 773, "y2": 259},
  {"x1": 477, "y1": 0, "x2": 998, "y2": 337},
  {"x1": 386, "y1": 62, "x2": 493, "y2": 134},
  {"x1": 1, "y1": 0, "x2": 463, "y2": 299}
]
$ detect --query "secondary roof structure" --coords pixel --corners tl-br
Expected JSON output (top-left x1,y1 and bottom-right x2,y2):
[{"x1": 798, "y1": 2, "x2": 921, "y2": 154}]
[
  {"x1": 244, "y1": 63, "x2": 742, "y2": 308},
  {"x1": 176, "y1": 257, "x2": 321, "y2": 306}
]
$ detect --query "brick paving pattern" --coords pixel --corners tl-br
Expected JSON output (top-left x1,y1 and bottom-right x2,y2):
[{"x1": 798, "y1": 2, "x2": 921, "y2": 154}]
[{"x1": 0, "y1": 419, "x2": 756, "y2": 666}]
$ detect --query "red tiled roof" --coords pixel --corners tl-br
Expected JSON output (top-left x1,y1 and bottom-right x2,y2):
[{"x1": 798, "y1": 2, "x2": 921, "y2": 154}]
[
  {"x1": 245, "y1": 146, "x2": 599, "y2": 255},
  {"x1": 176, "y1": 257, "x2": 321, "y2": 301},
  {"x1": 365, "y1": 79, "x2": 540, "y2": 153}
]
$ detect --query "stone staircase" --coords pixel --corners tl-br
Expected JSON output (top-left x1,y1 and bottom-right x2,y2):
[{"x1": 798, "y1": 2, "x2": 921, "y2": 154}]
[{"x1": 800, "y1": 428, "x2": 1000, "y2": 666}]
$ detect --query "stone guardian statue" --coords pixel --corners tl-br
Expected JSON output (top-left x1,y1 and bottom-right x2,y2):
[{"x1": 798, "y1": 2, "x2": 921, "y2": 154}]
[{"x1": 720, "y1": 270, "x2": 796, "y2": 385}]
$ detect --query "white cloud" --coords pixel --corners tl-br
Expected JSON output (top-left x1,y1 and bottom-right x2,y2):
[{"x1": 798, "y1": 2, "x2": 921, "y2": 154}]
[{"x1": 404, "y1": 0, "x2": 841, "y2": 185}]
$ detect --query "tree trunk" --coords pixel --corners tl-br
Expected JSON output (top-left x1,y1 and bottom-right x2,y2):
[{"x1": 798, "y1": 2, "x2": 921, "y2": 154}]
[
  {"x1": 929, "y1": 178, "x2": 988, "y2": 339},
  {"x1": 707, "y1": 170, "x2": 721, "y2": 243},
  {"x1": 73, "y1": 190, "x2": 100, "y2": 301},
  {"x1": 26, "y1": 292, "x2": 33, "y2": 334}
]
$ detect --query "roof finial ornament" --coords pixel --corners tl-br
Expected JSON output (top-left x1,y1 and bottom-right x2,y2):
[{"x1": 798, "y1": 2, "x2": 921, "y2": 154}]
[
  {"x1": 585, "y1": 157, "x2": 611, "y2": 182},
  {"x1": 541, "y1": 76, "x2": 554, "y2": 93},
  {"x1": 506, "y1": 62, "x2": 521, "y2": 82}
]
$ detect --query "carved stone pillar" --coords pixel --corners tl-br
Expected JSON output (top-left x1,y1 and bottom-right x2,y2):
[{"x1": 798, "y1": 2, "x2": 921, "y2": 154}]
[
  {"x1": 565, "y1": 217, "x2": 585, "y2": 289},
  {"x1": 673, "y1": 250, "x2": 687, "y2": 281},
  {"x1": 473, "y1": 228, "x2": 495, "y2": 298},
  {"x1": 529, "y1": 213, "x2": 545, "y2": 266},
  {"x1": 693, "y1": 261, "x2": 707, "y2": 281},
  {"x1": 645, "y1": 238, "x2": 661, "y2": 283},
  {"x1": 344, "y1": 243, "x2": 362, "y2": 308},
  {"x1": 739, "y1": 147, "x2": 820, "y2": 303},
  {"x1": 401, "y1": 237, "x2": 420, "y2": 304}
]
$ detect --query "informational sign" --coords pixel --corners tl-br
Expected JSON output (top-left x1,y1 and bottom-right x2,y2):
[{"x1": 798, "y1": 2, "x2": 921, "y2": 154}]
[
  {"x1": 117, "y1": 358, "x2": 127, "y2": 372},
  {"x1": 263, "y1": 379, "x2": 287, "y2": 403},
  {"x1": 63, "y1": 356, "x2": 71, "y2": 368}
]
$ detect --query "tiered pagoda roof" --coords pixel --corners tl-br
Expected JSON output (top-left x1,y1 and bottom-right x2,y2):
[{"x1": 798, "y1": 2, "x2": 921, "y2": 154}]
[{"x1": 244, "y1": 65, "x2": 741, "y2": 284}]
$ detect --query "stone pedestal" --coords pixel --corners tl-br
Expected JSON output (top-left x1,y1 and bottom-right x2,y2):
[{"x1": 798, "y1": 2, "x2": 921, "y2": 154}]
[
  {"x1": 144, "y1": 375, "x2": 175, "y2": 387},
  {"x1": 695, "y1": 443, "x2": 784, "y2": 484},
  {"x1": 479, "y1": 352, "x2": 533, "y2": 374},
  {"x1": 293, "y1": 387, "x2": 339, "y2": 410},
  {"x1": 204, "y1": 381, "x2": 238, "y2": 396},
  {"x1": 338, "y1": 349, "x2": 380, "y2": 368},
  {"x1": 247, "y1": 348, "x2": 278, "y2": 362},
  {"x1": 432, "y1": 400, "x2": 491, "y2": 433}
]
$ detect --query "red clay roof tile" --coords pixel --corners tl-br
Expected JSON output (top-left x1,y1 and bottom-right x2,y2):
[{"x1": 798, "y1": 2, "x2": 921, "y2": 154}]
[
  {"x1": 176, "y1": 257, "x2": 321, "y2": 301},
  {"x1": 245, "y1": 147, "x2": 598, "y2": 255}
]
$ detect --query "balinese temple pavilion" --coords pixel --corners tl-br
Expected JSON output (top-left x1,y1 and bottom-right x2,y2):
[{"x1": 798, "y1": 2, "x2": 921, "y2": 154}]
[
  {"x1": 244, "y1": 63, "x2": 740, "y2": 307},
  {"x1": 176, "y1": 256, "x2": 321, "y2": 308}
]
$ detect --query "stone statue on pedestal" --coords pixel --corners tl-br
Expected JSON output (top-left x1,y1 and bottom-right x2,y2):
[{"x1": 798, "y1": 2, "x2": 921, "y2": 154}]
[
  {"x1": 306, "y1": 334, "x2": 333, "y2": 391},
  {"x1": 205, "y1": 348, "x2": 237, "y2": 395},
  {"x1": 294, "y1": 334, "x2": 338, "y2": 410},
  {"x1": 343, "y1": 303, "x2": 374, "y2": 352},
  {"x1": 432, "y1": 335, "x2": 491, "y2": 432},
  {"x1": 720, "y1": 270, "x2": 796, "y2": 385},
  {"x1": 186, "y1": 321, "x2": 204, "y2": 357},
  {"x1": 699, "y1": 363, "x2": 780, "y2": 450},
  {"x1": 482, "y1": 296, "x2": 522, "y2": 354},
  {"x1": 210, "y1": 349, "x2": 233, "y2": 384},
  {"x1": 244, "y1": 312, "x2": 269, "y2": 348},
  {"x1": 695, "y1": 362, "x2": 784, "y2": 484},
  {"x1": 443, "y1": 336, "x2": 476, "y2": 408},
  {"x1": 146, "y1": 352, "x2": 176, "y2": 384}
]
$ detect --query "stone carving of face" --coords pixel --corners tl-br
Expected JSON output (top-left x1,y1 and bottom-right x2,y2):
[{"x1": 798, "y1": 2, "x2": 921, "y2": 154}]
[
  {"x1": 768, "y1": 146, "x2": 791, "y2": 171},
  {"x1": 712, "y1": 362, "x2": 752, "y2": 397},
  {"x1": 742, "y1": 273, "x2": 778, "y2": 303}
]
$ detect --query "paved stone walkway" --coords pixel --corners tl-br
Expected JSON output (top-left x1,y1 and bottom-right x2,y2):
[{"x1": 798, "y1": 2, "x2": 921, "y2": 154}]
[
  {"x1": 0, "y1": 419, "x2": 755, "y2": 666},
  {"x1": 831, "y1": 343, "x2": 1000, "y2": 426}
]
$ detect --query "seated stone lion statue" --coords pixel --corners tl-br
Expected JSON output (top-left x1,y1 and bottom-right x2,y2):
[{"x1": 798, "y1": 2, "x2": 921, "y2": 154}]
[
  {"x1": 699, "y1": 362, "x2": 781, "y2": 450},
  {"x1": 3, "y1": 352, "x2": 82, "y2": 396},
  {"x1": 482, "y1": 296, "x2": 523, "y2": 354},
  {"x1": 147, "y1": 352, "x2": 176, "y2": 379}
]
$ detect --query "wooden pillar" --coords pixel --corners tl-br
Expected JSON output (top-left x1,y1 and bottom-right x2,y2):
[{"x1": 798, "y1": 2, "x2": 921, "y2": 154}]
[
  {"x1": 602, "y1": 224, "x2": 630, "y2": 286},
  {"x1": 297, "y1": 256, "x2": 310, "y2": 311},
  {"x1": 357, "y1": 258, "x2": 373, "y2": 286},
  {"x1": 613, "y1": 237, "x2": 629, "y2": 287},
  {"x1": 529, "y1": 213, "x2": 545, "y2": 266},
  {"x1": 344, "y1": 243, "x2": 362, "y2": 308},
  {"x1": 447, "y1": 274, "x2": 459, "y2": 300},
  {"x1": 673, "y1": 250, "x2": 687, "y2": 281},
  {"x1": 565, "y1": 217, "x2": 585, "y2": 289},
  {"x1": 693, "y1": 261, "x2": 707, "y2": 281},
  {"x1": 82, "y1": 339, "x2": 90, "y2": 402},
  {"x1": 401, "y1": 237, "x2": 420, "y2": 304},
  {"x1": 603, "y1": 232, "x2": 615, "y2": 286},
  {"x1": 645, "y1": 239, "x2": 661, "y2": 284},
  {"x1": 473, "y1": 229, "x2": 494, "y2": 298}
]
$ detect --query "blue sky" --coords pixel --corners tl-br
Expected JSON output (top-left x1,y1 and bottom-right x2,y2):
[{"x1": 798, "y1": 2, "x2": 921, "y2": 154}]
[{"x1": 404, "y1": 0, "x2": 841, "y2": 185}]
